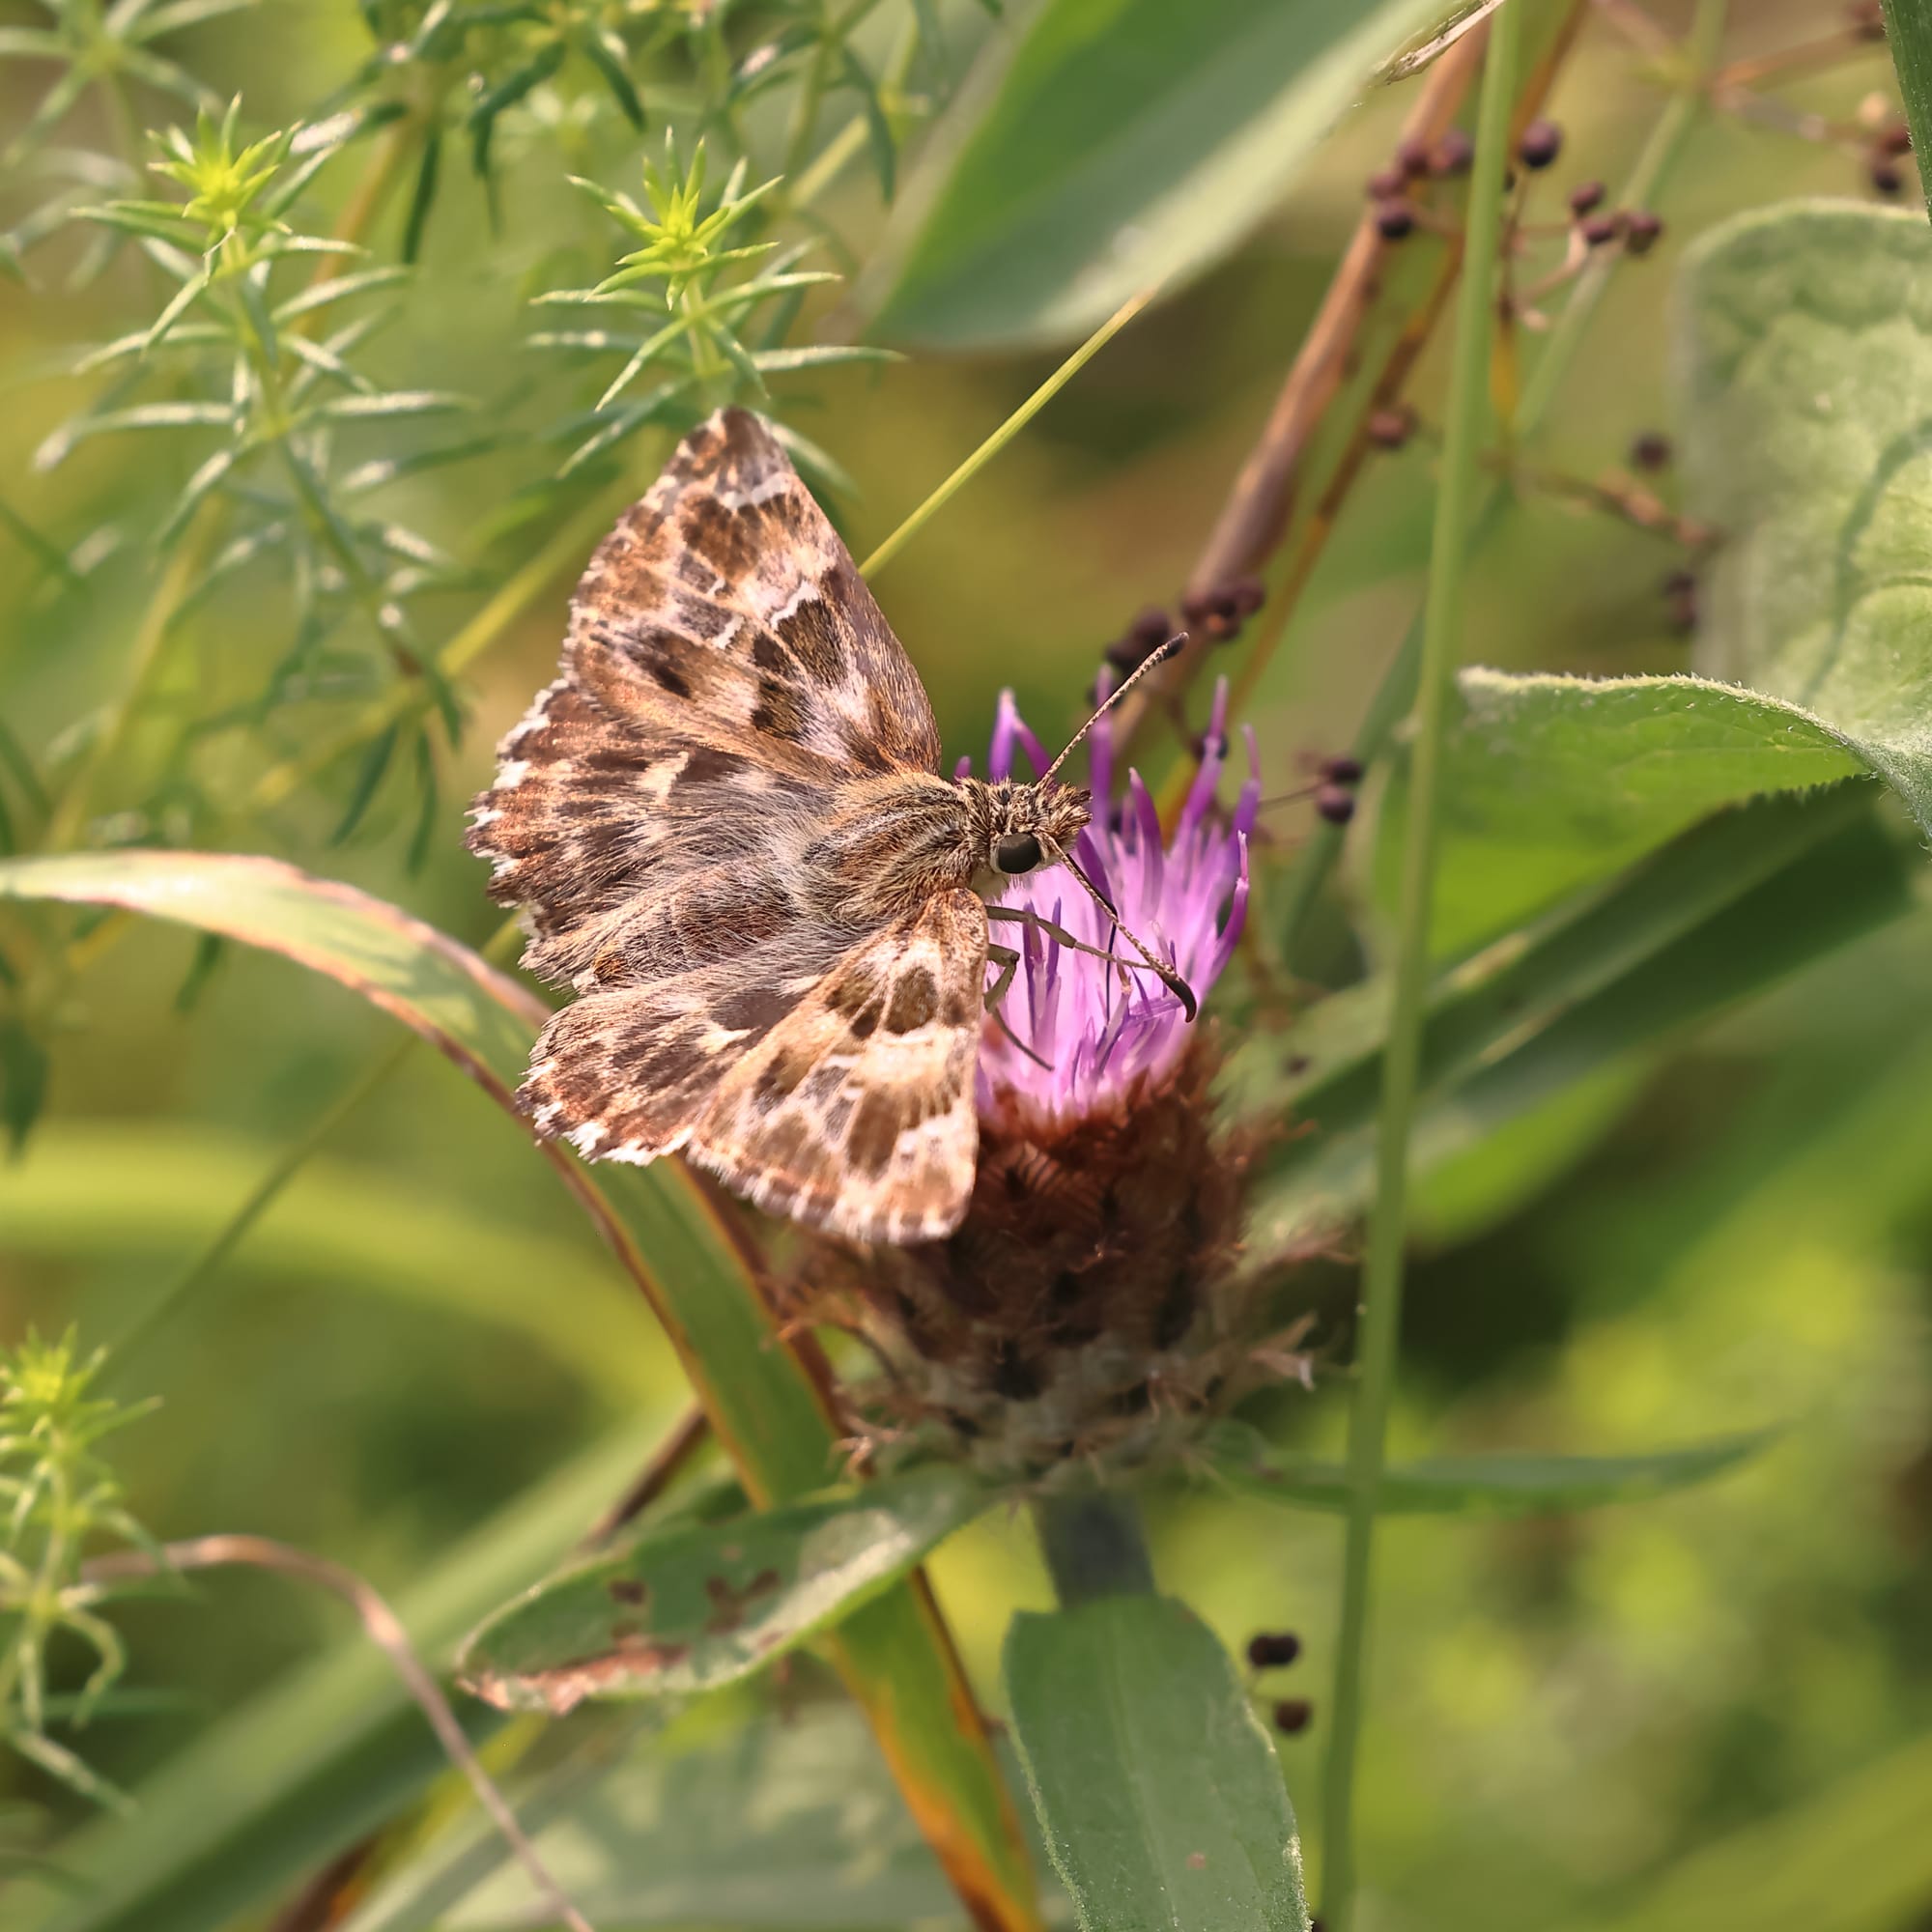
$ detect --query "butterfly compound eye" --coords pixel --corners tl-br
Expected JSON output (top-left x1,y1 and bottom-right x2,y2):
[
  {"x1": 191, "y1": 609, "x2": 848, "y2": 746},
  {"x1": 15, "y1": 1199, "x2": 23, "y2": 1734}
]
[{"x1": 993, "y1": 832, "x2": 1042, "y2": 875}]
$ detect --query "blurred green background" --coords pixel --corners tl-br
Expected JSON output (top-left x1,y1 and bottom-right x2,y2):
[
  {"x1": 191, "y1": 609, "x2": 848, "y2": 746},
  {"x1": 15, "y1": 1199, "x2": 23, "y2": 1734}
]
[{"x1": 2, "y1": 1, "x2": 1929, "y2": 1926}]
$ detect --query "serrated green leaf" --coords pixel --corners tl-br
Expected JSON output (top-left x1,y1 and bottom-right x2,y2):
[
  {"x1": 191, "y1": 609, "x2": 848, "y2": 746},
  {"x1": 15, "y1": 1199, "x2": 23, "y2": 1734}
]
[
  {"x1": 1679, "y1": 201, "x2": 1932, "y2": 835},
  {"x1": 1197, "y1": 1419, "x2": 1776, "y2": 1517},
  {"x1": 459, "y1": 1467, "x2": 987, "y2": 1713},
  {"x1": 1007, "y1": 1595, "x2": 1308, "y2": 1932},
  {"x1": 864, "y1": 0, "x2": 1454, "y2": 350}
]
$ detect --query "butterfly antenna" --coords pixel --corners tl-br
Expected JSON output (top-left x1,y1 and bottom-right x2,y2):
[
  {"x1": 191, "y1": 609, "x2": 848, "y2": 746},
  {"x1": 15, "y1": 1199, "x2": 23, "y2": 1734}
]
[
  {"x1": 1037, "y1": 634, "x2": 1186, "y2": 787},
  {"x1": 1046, "y1": 841, "x2": 1198, "y2": 1023}
]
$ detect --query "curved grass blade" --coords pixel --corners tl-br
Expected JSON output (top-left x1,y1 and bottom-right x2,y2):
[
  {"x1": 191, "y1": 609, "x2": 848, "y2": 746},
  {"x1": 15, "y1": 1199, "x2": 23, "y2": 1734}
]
[{"x1": 0, "y1": 848, "x2": 1042, "y2": 1932}]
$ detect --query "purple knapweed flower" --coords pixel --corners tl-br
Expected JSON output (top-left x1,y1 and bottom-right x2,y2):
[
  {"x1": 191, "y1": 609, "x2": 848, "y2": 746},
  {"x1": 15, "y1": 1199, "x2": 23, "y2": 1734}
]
[
  {"x1": 974, "y1": 674, "x2": 1259, "y2": 1121},
  {"x1": 821, "y1": 676, "x2": 1287, "y2": 1478}
]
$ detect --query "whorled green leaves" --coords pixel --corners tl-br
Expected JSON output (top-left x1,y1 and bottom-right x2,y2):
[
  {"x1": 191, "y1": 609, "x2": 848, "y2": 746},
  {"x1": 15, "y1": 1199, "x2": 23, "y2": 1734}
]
[
  {"x1": 460, "y1": 1469, "x2": 987, "y2": 1714},
  {"x1": 1006, "y1": 1594, "x2": 1309, "y2": 1932},
  {"x1": 863, "y1": 0, "x2": 1459, "y2": 350}
]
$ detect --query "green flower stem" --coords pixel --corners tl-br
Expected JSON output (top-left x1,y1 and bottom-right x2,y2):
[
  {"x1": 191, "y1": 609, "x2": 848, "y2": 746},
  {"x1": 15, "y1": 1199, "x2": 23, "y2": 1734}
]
[
  {"x1": 1318, "y1": 8, "x2": 1519, "y2": 1930},
  {"x1": 1278, "y1": 0, "x2": 1729, "y2": 953},
  {"x1": 860, "y1": 286, "x2": 1154, "y2": 581},
  {"x1": 1034, "y1": 1490, "x2": 1155, "y2": 1607}
]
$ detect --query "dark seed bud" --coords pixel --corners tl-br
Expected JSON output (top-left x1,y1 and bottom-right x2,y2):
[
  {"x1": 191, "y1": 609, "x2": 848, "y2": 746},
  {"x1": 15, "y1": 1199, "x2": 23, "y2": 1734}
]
[
  {"x1": 1517, "y1": 119, "x2": 1563, "y2": 170},
  {"x1": 1104, "y1": 608, "x2": 1174, "y2": 673},
  {"x1": 1366, "y1": 163, "x2": 1407, "y2": 201},
  {"x1": 1321, "y1": 754, "x2": 1366, "y2": 785},
  {"x1": 1630, "y1": 431, "x2": 1672, "y2": 471},
  {"x1": 1315, "y1": 785, "x2": 1356, "y2": 826},
  {"x1": 1272, "y1": 1697, "x2": 1315, "y2": 1735},
  {"x1": 1375, "y1": 198, "x2": 1415, "y2": 242},
  {"x1": 1568, "y1": 179, "x2": 1605, "y2": 216},
  {"x1": 1229, "y1": 575, "x2": 1265, "y2": 618},
  {"x1": 1431, "y1": 128, "x2": 1474, "y2": 177},
  {"x1": 1624, "y1": 209, "x2": 1663, "y2": 254},
  {"x1": 1366, "y1": 407, "x2": 1413, "y2": 449},
  {"x1": 1247, "y1": 1631, "x2": 1303, "y2": 1668},
  {"x1": 1846, "y1": 0, "x2": 1886, "y2": 39},
  {"x1": 1878, "y1": 122, "x2": 1913, "y2": 157},
  {"x1": 1396, "y1": 135, "x2": 1433, "y2": 179},
  {"x1": 1580, "y1": 213, "x2": 1622, "y2": 248},
  {"x1": 1871, "y1": 158, "x2": 1905, "y2": 195}
]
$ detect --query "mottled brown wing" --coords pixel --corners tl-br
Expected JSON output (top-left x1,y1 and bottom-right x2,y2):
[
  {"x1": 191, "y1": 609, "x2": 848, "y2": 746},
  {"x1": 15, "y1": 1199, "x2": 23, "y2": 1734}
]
[
  {"x1": 692, "y1": 890, "x2": 987, "y2": 1244},
  {"x1": 523, "y1": 891, "x2": 985, "y2": 1242},
  {"x1": 468, "y1": 409, "x2": 972, "y2": 1228},
  {"x1": 466, "y1": 406, "x2": 942, "y2": 993}
]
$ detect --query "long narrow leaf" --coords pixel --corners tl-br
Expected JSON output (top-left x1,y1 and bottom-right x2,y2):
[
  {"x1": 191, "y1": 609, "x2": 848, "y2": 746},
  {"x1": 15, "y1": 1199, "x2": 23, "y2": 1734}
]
[{"x1": 0, "y1": 851, "x2": 1042, "y2": 1931}]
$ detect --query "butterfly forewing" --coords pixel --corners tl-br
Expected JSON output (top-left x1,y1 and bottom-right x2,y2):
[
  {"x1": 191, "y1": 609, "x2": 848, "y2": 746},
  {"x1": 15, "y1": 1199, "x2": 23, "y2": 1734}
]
[{"x1": 468, "y1": 408, "x2": 984, "y2": 1241}]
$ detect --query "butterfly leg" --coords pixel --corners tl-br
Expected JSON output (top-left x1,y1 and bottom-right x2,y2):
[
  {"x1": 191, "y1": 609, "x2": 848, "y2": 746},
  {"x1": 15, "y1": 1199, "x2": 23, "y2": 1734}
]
[
  {"x1": 987, "y1": 904, "x2": 1151, "y2": 989},
  {"x1": 982, "y1": 942, "x2": 1051, "y2": 1070}
]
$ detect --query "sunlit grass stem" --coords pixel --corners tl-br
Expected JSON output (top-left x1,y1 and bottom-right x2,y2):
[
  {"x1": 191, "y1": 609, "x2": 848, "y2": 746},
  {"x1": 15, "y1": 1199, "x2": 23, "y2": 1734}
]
[
  {"x1": 1318, "y1": 8, "x2": 1519, "y2": 1928},
  {"x1": 859, "y1": 288, "x2": 1155, "y2": 581}
]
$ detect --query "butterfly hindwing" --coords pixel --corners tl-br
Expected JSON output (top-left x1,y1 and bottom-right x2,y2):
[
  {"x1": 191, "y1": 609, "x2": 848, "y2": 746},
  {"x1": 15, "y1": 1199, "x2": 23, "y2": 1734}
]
[{"x1": 693, "y1": 890, "x2": 988, "y2": 1243}]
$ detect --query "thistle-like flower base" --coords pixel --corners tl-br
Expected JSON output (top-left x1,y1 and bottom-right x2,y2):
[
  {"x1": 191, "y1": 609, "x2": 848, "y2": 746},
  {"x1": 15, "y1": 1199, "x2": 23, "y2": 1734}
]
[{"x1": 818, "y1": 1037, "x2": 1286, "y2": 1477}]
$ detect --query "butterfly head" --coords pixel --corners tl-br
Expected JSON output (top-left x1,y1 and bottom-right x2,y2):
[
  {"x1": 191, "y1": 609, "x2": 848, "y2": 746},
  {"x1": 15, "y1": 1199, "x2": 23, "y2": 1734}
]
[{"x1": 964, "y1": 777, "x2": 1091, "y2": 894}]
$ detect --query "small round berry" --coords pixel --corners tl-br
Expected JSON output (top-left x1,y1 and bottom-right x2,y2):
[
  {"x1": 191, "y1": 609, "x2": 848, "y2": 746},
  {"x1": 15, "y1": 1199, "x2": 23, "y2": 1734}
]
[
  {"x1": 1366, "y1": 163, "x2": 1406, "y2": 201},
  {"x1": 1104, "y1": 609, "x2": 1172, "y2": 672},
  {"x1": 1228, "y1": 575, "x2": 1265, "y2": 618},
  {"x1": 1580, "y1": 213, "x2": 1622, "y2": 248},
  {"x1": 1366, "y1": 407, "x2": 1413, "y2": 450},
  {"x1": 1846, "y1": 0, "x2": 1886, "y2": 39},
  {"x1": 1624, "y1": 210, "x2": 1663, "y2": 255},
  {"x1": 1375, "y1": 199, "x2": 1415, "y2": 242},
  {"x1": 1568, "y1": 179, "x2": 1605, "y2": 216},
  {"x1": 1272, "y1": 1698, "x2": 1315, "y2": 1735},
  {"x1": 1315, "y1": 785, "x2": 1356, "y2": 826},
  {"x1": 1878, "y1": 122, "x2": 1913, "y2": 157},
  {"x1": 1247, "y1": 1631, "x2": 1303, "y2": 1669},
  {"x1": 1517, "y1": 119, "x2": 1563, "y2": 170},
  {"x1": 1321, "y1": 754, "x2": 1366, "y2": 785},
  {"x1": 1432, "y1": 128, "x2": 1475, "y2": 176},
  {"x1": 1630, "y1": 431, "x2": 1672, "y2": 471},
  {"x1": 1396, "y1": 135, "x2": 1432, "y2": 179},
  {"x1": 1871, "y1": 158, "x2": 1905, "y2": 196}
]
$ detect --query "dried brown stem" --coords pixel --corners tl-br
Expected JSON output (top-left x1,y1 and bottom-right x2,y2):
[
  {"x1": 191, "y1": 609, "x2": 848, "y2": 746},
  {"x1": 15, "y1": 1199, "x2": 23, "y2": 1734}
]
[
  {"x1": 1144, "y1": 33, "x2": 1487, "y2": 724},
  {"x1": 82, "y1": 1535, "x2": 595, "y2": 1932},
  {"x1": 1708, "y1": 27, "x2": 1888, "y2": 92},
  {"x1": 1114, "y1": 5, "x2": 1588, "y2": 758}
]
